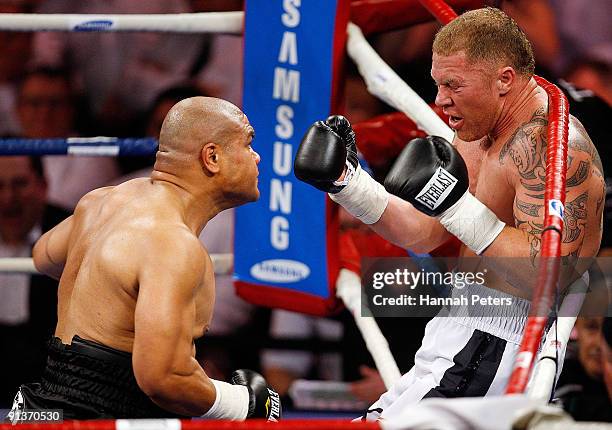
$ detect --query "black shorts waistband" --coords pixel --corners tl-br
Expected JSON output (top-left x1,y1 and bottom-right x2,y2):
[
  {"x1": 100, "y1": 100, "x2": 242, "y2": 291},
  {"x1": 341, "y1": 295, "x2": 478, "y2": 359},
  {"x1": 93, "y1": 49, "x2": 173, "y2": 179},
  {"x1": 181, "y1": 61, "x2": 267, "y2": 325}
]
[
  {"x1": 25, "y1": 335, "x2": 183, "y2": 418},
  {"x1": 61, "y1": 336, "x2": 132, "y2": 365}
]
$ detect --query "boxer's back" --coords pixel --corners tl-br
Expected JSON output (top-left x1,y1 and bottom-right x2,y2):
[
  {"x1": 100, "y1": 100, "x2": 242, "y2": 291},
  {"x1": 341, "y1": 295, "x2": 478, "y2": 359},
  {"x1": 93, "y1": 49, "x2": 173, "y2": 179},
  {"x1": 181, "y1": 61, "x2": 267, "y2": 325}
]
[{"x1": 54, "y1": 178, "x2": 208, "y2": 352}]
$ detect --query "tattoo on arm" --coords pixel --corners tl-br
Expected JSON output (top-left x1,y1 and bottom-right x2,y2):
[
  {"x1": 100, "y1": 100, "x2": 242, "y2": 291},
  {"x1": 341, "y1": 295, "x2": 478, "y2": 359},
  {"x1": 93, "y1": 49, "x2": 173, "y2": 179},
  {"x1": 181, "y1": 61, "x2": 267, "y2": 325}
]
[
  {"x1": 514, "y1": 199, "x2": 543, "y2": 264},
  {"x1": 502, "y1": 108, "x2": 548, "y2": 264},
  {"x1": 515, "y1": 198, "x2": 542, "y2": 217},
  {"x1": 563, "y1": 191, "x2": 588, "y2": 243},
  {"x1": 560, "y1": 249, "x2": 580, "y2": 267},
  {"x1": 514, "y1": 217, "x2": 543, "y2": 263},
  {"x1": 503, "y1": 110, "x2": 597, "y2": 266},
  {"x1": 566, "y1": 160, "x2": 589, "y2": 187}
]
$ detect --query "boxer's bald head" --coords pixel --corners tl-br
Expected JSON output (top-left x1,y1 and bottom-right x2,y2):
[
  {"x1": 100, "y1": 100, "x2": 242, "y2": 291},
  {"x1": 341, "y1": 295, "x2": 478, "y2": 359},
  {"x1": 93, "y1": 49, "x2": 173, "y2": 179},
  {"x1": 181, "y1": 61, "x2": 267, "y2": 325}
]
[
  {"x1": 158, "y1": 96, "x2": 244, "y2": 158},
  {"x1": 152, "y1": 96, "x2": 259, "y2": 206}
]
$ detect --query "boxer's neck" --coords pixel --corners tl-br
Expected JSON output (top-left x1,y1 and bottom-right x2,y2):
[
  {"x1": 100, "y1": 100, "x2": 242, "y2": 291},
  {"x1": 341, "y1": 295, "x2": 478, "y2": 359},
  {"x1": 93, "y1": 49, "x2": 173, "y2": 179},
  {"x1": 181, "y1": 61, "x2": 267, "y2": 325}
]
[
  {"x1": 490, "y1": 77, "x2": 541, "y2": 144},
  {"x1": 150, "y1": 169, "x2": 225, "y2": 235}
]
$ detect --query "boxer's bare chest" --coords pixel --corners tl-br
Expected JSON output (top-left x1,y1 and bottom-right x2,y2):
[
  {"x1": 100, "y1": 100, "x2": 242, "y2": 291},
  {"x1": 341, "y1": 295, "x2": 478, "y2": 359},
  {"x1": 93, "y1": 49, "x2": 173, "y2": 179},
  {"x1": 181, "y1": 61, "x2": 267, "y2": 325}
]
[{"x1": 457, "y1": 139, "x2": 516, "y2": 225}]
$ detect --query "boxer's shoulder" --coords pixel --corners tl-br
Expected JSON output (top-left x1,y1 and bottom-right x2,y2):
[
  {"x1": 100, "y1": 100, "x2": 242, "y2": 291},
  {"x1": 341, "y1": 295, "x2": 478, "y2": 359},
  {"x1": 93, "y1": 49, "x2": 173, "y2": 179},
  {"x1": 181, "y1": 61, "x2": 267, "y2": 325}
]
[
  {"x1": 568, "y1": 115, "x2": 600, "y2": 167},
  {"x1": 75, "y1": 185, "x2": 116, "y2": 211},
  {"x1": 143, "y1": 226, "x2": 207, "y2": 275}
]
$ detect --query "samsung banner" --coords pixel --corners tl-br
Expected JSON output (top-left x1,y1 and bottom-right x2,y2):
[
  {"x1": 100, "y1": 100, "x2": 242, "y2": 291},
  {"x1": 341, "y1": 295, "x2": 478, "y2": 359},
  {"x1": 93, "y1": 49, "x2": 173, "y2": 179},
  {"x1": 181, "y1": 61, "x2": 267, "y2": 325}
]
[{"x1": 235, "y1": 0, "x2": 348, "y2": 315}]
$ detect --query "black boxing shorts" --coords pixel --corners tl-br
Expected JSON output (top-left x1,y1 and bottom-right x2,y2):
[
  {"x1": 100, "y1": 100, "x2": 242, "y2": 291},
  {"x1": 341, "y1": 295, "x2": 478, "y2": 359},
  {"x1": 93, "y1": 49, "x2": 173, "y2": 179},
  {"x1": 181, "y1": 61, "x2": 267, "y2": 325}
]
[{"x1": 8, "y1": 336, "x2": 186, "y2": 420}]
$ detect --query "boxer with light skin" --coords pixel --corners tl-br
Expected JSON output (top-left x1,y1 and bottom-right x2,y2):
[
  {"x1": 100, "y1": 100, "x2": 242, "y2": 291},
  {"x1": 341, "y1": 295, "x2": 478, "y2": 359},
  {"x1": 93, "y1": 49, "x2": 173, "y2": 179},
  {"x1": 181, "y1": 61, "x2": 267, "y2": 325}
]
[
  {"x1": 10, "y1": 97, "x2": 281, "y2": 421},
  {"x1": 296, "y1": 7, "x2": 604, "y2": 420}
]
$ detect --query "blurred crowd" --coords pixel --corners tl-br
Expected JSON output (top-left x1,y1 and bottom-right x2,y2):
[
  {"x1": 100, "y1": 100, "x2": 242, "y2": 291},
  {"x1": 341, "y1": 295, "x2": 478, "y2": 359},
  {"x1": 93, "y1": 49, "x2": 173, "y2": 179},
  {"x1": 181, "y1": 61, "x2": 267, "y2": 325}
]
[{"x1": 0, "y1": 0, "x2": 610, "y2": 422}]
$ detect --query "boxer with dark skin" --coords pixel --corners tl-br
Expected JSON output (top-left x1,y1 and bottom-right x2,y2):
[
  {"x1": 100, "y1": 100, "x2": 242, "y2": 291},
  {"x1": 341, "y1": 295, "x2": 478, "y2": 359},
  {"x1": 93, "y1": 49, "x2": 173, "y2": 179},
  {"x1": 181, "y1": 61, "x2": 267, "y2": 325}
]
[{"x1": 14, "y1": 97, "x2": 281, "y2": 420}]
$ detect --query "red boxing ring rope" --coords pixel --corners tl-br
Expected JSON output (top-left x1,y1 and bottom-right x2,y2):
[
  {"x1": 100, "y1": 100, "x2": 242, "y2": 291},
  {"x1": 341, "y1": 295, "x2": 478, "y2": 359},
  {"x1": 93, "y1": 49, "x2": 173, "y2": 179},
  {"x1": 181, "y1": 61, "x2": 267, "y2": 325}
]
[
  {"x1": 350, "y1": 0, "x2": 482, "y2": 34},
  {"x1": 417, "y1": 0, "x2": 458, "y2": 23},
  {"x1": 0, "y1": 420, "x2": 380, "y2": 430},
  {"x1": 416, "y1": 0, "x2": 571, "y2": 394},
  {"x1": 506, "y1": 76, "x2": 569, "y2": 394}
]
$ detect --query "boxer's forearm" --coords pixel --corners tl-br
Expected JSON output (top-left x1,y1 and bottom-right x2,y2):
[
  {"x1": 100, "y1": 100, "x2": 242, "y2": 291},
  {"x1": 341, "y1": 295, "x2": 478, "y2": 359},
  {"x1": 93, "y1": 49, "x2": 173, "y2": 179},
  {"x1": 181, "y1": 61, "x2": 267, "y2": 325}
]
[
  {"x1": 370, "y1": 195, "x2": 450, "y2": 253},
  {"x1": 139, "y1": 361, "x2": 218, "y2": 416}
]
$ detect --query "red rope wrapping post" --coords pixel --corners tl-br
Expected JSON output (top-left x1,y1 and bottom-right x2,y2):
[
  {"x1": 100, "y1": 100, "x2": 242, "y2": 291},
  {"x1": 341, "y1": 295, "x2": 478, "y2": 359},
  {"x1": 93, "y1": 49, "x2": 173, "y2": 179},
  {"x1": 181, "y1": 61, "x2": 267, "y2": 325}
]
[
  {"x1": 0, "y1": 419, "x2": 381, "y2": 430},
  {"x1": 417, "y1": 0, "x2": 458, "y2": 24},
  {"x1": 350, "y1": 0, "x2": 483, "y2": 35},
  {"x1": 506, "y1": 76, "x2": 569, "y2": 394}
]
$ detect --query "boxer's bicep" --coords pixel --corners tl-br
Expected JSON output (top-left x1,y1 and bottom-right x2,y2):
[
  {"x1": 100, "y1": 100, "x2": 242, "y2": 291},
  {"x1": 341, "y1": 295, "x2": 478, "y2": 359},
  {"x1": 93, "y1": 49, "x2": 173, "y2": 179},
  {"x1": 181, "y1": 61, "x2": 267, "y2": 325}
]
[
  {"x1": 510, "y1": 119, "x2": 599, "y2": 264},
  {"x1": 133, "y1": 235, "x2": 207, "y2": 398},
  {"x1": 33, "y1": 215, "x2": 74, "y2": 280}
]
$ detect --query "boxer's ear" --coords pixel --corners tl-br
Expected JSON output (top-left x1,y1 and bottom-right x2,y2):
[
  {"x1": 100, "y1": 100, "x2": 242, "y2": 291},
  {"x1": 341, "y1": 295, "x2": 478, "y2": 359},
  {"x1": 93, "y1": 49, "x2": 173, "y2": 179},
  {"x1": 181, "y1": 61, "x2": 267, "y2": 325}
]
[
  {"x1": 497, "y1": 66, "x2": 515, "y2": 96},
  {"x1": 201, "y1": 142, "x2": 220, "y2": 174}
]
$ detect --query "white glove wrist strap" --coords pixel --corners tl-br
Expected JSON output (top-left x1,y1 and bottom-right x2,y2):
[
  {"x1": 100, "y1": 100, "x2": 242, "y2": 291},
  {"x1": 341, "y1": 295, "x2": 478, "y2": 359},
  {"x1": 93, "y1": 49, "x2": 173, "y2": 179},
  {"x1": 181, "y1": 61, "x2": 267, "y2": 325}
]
[
  {"x1": 438, "y1": 191, "x2": 505, "y2": 254},
  {"x1": 201, "y1": 379, "x2": 249, "y2": 420},
  {"x1": 329, "y1": 165, "x2": 389, "y2": 224},
  {"x1": 332, "y1": 160, "x2": 356, "y2": 187}
]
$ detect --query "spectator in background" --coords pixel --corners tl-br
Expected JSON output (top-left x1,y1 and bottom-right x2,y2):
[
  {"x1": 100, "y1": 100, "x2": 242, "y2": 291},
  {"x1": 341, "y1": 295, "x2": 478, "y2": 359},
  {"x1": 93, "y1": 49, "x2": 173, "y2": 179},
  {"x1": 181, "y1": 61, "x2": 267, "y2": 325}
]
[
  {"x1": 343, "y1": 70, "x2": 387, "y2": 125},
  {"x1": 565, "y1": 53, "x2": 612, "y2": 107},
  {"x1": 192, "y1": 0, "x2": 244, "y2": 106},
  {"x1": 117, "y1": 84, "x2": 210, "y2": 177},
  {"x1": 548, "y1": 0, "x2": 612, "y2": 79},
  {"x1": 16, "y1": 67, "x2": 120, "y2": 211},
  {"x1": 32, "y1": 0, "x2": 211, "y2": 133},
  {"x1": 555, "y1": 317, "x2": 612, "y2": 422},
  {"x1": 500, "y1": 0, "x2": 560, "y2": 76},
  {"x1": 0, "y1": 156, "x2": 69, "y2": 407},
  {"x1": 144, "y1": 86, "x2": 210, "y2": 139},
  {"x1": 0, "y1": 0, "x2": 33, "y2": 136},
  {"x1": 373, "y1": 21, "x2": 440, "y2": 104},
  {"x1": 262, "y1": 311, "x2": 345, "y2": 404},
  {"x1": 553, "y1": 79, "x2": 612, "y2": 253},
  {"x1": 502, "y1": 1, "x2": 612, "y2": 103}
]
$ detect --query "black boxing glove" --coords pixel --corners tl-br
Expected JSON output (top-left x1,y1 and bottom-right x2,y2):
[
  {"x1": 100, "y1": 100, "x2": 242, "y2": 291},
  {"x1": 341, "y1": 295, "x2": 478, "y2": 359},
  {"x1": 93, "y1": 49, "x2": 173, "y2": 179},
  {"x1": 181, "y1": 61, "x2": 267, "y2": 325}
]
[
  {"x1": 324, "y1": 115, "x2": 359, "y2": 175},
  {"x1": 385, "y1": 136, "x2": 468, "y2": 216},
  {"x1": 232, "y1": 369, "x2": 281, "y2": 421},
  {"x1": 385, "y1": 136, "x2": 505, "y2": 254},
  {"x1": 295, "y1": 115, "x2": 389, "y2": 224},
  {"x1": 294, "y1": 115, "x2": 358, "y2": 194}
]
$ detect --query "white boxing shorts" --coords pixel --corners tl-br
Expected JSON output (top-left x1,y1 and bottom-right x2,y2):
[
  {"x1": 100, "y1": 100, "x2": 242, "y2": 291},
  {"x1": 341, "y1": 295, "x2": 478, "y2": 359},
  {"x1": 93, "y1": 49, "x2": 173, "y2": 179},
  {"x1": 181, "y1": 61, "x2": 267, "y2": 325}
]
[{"x1": 363, "y1": 282, "x2": 532, "y2": 421}]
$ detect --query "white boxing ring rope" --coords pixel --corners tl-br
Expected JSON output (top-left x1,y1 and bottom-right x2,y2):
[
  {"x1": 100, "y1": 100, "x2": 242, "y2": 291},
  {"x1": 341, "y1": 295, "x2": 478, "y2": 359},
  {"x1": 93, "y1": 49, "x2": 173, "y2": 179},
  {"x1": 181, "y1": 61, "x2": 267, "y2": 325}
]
[
  {"x1": 346, "y1": 22, "x2": 454, "y2": 141},
  {"x1": 526, "y1": 274, "x2": 588, "y2": 401},
  {"x1": 336, "y1": 269, "x2": 402, "y2": 387},
  {"x1": 0, "y1": 10, "x2": 582, "y2": 400},
  {"x1": 0, "y1": 254, "x2": 234, "y2": 276},
  {"x1": 0, "y1": 12, "x2": 243, "y2": 34}
]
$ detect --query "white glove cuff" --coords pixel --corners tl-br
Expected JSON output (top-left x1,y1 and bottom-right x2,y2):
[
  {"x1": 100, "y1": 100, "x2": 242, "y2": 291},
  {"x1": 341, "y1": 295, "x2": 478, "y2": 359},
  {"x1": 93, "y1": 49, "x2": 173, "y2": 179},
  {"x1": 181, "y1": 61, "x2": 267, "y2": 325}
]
[
  {"x1": 438, "y1": 191, "x2": 505, "y2": 254},
  {"x1": 329, "y1": 165, "x2": 389, "y2": 224},
  {"x1": 332, "y1": 160, "x2": 356, "y2": 187},
  {"x1": 201, "y1": 379, "x2": 249, "y2": 420}
]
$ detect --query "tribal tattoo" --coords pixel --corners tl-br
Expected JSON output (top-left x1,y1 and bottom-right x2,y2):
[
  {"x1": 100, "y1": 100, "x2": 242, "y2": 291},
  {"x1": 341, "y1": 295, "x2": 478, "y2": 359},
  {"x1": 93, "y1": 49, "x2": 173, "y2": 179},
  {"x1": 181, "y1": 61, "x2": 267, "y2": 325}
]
[{"x1": 501, "y1": 109, "x2": 599, "y2": 265}]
